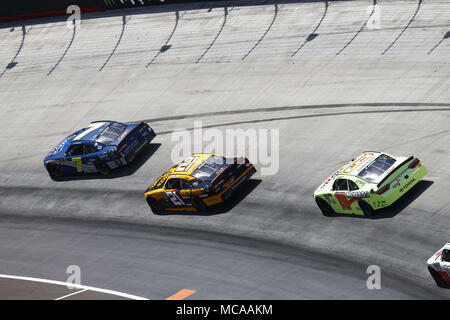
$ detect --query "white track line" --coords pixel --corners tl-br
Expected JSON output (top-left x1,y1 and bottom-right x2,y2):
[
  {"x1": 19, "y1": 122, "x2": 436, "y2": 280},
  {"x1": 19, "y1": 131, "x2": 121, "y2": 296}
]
[
  {"x1": 55, "y1": 289, "x2": 87, "y2": 300},
  {"x1": 0, "y1": 274, "x2": 148, "y2": 300}
]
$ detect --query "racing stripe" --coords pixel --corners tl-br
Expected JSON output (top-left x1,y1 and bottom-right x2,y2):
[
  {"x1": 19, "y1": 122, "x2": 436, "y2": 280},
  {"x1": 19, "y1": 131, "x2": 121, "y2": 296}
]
[{"x1": 73, "y1": 122, "x2": 107, "y2": 141}]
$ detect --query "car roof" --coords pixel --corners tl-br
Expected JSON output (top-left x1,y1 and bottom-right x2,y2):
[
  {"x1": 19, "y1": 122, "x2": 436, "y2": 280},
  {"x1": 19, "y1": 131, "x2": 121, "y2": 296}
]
[
  {"x1": 337, "y1": 152, "x2": 384, "y2": 176},
  {"x1": 167, "y1": 154, "x2": 215, "y2": 177},
  {"x1": 71, "y1": 121, "x2": 114, "y2": 142}
]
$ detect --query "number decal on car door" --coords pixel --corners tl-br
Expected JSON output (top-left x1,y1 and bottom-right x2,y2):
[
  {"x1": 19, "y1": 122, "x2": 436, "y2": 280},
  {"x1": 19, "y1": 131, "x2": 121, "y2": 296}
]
[
  {"x1": 336, "y1": 192, "x2": 352, "y2": 210},
  {"x1": 166, "y1": 191, "x2": 185, "y2": 206},
  {"x1": 72, "y1": 157, "x2": 82, "y2": 172}
]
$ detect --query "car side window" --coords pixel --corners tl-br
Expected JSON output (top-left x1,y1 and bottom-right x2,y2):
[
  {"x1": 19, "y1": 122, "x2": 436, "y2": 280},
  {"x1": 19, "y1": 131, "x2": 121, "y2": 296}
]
[
  {"x1": 443, "y1": 249, "x2": 450, "y2": 263},
  {"x1": 348, "y1": 180, "x2": 359, "y2": 191},
  {"x1": 180, "y1": 179, "x2": 192, "y2": 189},
  {"x1": 333, "y1": 179, "x2": 348, "y2": 191},
  {"x1": 68, "y1": 144, "x2": 84, "y2": 156},
  {"x1": 84, "y1": 145, "x2": 98, "y2": 155},
  {"x1": 166, "y1": 178, "x2": 181, "y2": 190}
]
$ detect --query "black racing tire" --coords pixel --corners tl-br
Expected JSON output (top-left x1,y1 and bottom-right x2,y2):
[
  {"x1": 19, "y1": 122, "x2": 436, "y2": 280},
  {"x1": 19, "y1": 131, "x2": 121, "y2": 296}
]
[
  {"x1": 358, "y1": 200, "x2": 374, "y2": 217},
  {"x1": 146, "y1": 197, "x2": 164, "y2": 215},
  {"x1": 428, "y1": 267, "x2": 448, "y2": 288},
  {"x1": 192, "y1": 197, "x2": 207, "y2": 213},
  {"x1": 46, "y1": 163, "x2": 63, "y2": 179},
  {"x1": 315, "y1": 198, "x2": 335, "y2": 217},
  {"x1": 95, "y1": 161, "x2": 111, "y2": 175}
]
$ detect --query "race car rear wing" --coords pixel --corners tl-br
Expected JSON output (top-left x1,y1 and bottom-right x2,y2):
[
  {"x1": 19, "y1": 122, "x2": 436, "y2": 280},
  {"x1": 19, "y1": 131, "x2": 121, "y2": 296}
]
[
  {"x1": 211, "y1": 157, "x2": 250, "y2": 190},
  {"x1": 376, "y1": 156, "x2": 414, "y2": 188}
]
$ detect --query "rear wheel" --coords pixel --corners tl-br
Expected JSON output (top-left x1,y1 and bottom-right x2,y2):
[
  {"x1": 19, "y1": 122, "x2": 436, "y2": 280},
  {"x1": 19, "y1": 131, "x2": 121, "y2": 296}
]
[
  {"x1": 95, "y1": 161, "x2": 111, "y2": 175},
  {"x1": 46, "y1": 163, "x2": 63, "y2": 179},
  {"x1": 192, "y1": 197, "x2": 207, "y2": 213},
  {"x1": 315, "y1": 198, "x2": 335, "y2": 217},
  {"x1": 358, "y1": 200, "x2": 374, "y2": 217},
  {"x1": 146, "y1": 197, "x2": 164, "y2": 215}
]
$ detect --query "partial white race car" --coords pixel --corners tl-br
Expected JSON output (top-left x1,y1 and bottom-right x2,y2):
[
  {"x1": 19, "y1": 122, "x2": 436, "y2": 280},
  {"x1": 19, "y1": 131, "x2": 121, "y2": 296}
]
[{"x1": 427, "y1": 243, "x2": 450, "y2": 287}]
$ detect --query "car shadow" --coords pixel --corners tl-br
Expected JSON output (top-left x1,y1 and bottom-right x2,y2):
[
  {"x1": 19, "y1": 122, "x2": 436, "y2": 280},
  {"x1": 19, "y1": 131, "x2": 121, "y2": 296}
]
[
  {"x1": 333, "y1": 180, "x2": 434, "y2": 219},
  {"x1": 153, "y1": 178, "x2": 262, "y2": 216},
  {"x1": 51, "y1": 143, "x2": 161, "y2": 181}
]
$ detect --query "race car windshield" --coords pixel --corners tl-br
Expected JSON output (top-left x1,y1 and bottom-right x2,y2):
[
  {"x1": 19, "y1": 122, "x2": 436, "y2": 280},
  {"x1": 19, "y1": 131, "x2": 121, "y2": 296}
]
[
  {"x1": 357, "y1": 154, "x2": 396, "y2": 182},
  {"x1": 192, "y1": 155, "x2": 227, "y2": 181},
  {"x1": 94, "y1": 122, "x2": 126, "y2": 145},
  {"x1": 442, "y1": 249, "x2": 450, "y2": 262}
]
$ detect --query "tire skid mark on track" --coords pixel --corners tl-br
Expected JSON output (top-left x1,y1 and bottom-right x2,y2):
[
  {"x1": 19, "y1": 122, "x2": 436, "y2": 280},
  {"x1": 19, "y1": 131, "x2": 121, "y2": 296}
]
[
  {"x1": 384, "y1": 128, "x2": 450, "y2": 149},
  {"x1": 47, "y1": 23, "x2": 76, "y2": 76},
  {"x1": 99, "y1": 16, "x2": 128, "y2": 72},
  {"x1": 336, "y1": 0, "x2": 376, "y2": 56},
  {"x1": 0, "y1": 25, "x2": 28, "y2": 79},
  {"x1": 291, "y1": 0, "x2": 328, "y2": 57},
  {"x1": 146, "y1": 11, "x2": 180, "y2": 67},
  {"x1": 195, "y1": 7, "x2": 228, "y2": 63},
  {"x1": 139, "y1": 102, "x2": 450, "y2": 123},
  {"x1": 146, "y1": 107, "x2": 450, "y2": 135},
  {"x1": 242, "y1": 3, "x2": 278, "y2": 60},
  {"x1": 382, "y1": 0, "x2": 423, "y2": 55}
]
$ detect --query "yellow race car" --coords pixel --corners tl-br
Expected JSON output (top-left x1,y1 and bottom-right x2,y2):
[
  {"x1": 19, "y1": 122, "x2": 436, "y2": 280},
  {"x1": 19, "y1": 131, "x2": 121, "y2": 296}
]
[{"x1": 144, "y1": 153, "x2": 256, "y2": 213}]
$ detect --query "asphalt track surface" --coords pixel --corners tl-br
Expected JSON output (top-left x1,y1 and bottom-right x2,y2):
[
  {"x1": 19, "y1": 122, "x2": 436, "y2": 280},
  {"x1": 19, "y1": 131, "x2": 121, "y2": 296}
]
[{"x1": 0, "y1": 0, "x2": 449, "y2": 299}]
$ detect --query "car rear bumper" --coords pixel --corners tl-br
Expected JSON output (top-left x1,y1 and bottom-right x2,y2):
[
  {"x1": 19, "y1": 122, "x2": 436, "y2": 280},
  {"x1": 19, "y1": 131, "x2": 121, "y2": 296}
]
[
  {"x1": 203, "y1": 165, "x2": 256, "y2": 207},
  {"x1": 126, "y1": 130, "x2": 156, "y2": 163}
]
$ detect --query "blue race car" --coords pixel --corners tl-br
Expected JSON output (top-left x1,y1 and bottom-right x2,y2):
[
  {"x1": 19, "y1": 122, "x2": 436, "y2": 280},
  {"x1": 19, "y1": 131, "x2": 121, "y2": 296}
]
[{"x1": 44, "y1": 120, "x2": 156, "y2": 178}]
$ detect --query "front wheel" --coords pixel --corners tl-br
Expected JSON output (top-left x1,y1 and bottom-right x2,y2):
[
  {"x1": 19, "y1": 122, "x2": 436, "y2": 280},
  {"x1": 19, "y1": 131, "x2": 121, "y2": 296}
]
[
  {"x1": 315, "y1": 198, "x2": 335, "y2": 217},
  {"x1": 358, "y1": 200, "x2": 374, "y2": 217},
  {"x1": 146, "y1": 197, "x2": 164, "y2": 215},
  {"x1": 95, "y1": 161, "x2": 111, "y2": 175},
  {"x1": 46, "y1": 163, "x2": 63, "y2": 179},
  {"x1": 192, "y1": 197, "x2": 207, "y2": 213}
]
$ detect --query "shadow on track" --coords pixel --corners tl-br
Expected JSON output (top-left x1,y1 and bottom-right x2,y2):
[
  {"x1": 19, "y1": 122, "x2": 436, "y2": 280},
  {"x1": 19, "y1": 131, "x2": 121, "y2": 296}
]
[
  {"x1": 152, "y1": 178, "x2": 262, "y2": 216},
  {"x1": 50, "y1": 143, "x2": 161, "y2": 181},
  {"x1": 371, "y1": 180, "x2": 434, "y2": 219}
]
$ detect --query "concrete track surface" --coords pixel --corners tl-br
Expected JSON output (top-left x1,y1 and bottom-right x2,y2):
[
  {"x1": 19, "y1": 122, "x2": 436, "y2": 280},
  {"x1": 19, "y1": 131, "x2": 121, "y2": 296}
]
[{"x1": 0, "y1": 0, "x2": 449, "y2": 299}]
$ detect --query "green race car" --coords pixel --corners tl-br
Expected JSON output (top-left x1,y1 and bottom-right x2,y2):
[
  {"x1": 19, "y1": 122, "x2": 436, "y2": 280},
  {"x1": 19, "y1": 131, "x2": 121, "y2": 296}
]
[{"x1": 313, "y1": 152, "x2": 428, "y2": 217}]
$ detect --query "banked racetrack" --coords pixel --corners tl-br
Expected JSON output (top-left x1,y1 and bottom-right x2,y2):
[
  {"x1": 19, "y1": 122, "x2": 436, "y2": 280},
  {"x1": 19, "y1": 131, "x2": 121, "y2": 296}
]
[{"x1": 0, "y1": 0, "x2": 449, "y2": 299}]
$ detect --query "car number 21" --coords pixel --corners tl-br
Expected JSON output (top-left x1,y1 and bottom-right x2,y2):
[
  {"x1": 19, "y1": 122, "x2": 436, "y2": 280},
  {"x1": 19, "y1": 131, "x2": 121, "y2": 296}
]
[{"x1": 166, "y1": 191, "x2": 185, "y2": 206}]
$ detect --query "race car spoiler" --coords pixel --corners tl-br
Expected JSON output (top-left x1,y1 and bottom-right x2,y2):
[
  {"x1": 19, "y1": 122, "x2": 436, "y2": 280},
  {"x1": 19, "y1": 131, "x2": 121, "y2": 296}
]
[
  {"x1": 211, "y1": 157, "x2": 249, "y2": 186},
  {"x1": 376, "y1": 156, "x2": 414, "y2": 188}
]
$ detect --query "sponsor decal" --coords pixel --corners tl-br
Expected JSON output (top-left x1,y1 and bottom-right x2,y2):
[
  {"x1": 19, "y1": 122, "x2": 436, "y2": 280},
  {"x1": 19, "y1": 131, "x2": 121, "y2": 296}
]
[
  {"x1": 118, "y1": 129, "x2": 129, "y2": 141},
  {"x1": 399, "y1": 178, "x2": 416, "y2": 193},
  {"x1": 345, "y1": 191, "x2": 370, "y2": 198}
]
